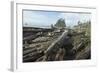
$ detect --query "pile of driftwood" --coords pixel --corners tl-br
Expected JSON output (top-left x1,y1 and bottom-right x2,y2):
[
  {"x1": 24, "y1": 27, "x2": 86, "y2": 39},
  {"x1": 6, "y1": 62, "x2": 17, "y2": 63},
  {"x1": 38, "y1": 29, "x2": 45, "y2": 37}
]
[{"x1": 23, "y1": 27, "x2": 91, "y2": 62}]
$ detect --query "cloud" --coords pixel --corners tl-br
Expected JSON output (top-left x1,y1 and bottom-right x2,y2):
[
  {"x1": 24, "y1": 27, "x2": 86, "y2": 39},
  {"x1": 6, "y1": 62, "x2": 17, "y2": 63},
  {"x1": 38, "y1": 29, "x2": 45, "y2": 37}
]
[
  {"x1": 59, "y1": 13, "x2": 91, "y2": 26},
  {"x1": 23, "y1": 11, "x2": 49, "y2": 25},
  {"x1": 23, "y1": 11, "x2": 60, "y2": 27},
  {"x1": 23, "y1": 10, "x2": 91, "y2": 27}
]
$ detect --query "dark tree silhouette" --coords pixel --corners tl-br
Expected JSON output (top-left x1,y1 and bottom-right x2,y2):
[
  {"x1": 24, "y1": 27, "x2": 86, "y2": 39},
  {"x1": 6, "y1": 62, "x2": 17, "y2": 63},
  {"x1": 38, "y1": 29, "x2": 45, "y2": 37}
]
[{"x1": 55, "y1": 18, "x2": 66, "y2": 28}]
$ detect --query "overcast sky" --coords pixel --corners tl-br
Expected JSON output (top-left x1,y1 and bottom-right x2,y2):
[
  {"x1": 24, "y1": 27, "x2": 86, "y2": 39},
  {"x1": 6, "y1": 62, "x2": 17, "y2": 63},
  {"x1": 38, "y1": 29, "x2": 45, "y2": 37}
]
[{"x1": 23, "y1": 10, "x2": 91, "y2": 28}]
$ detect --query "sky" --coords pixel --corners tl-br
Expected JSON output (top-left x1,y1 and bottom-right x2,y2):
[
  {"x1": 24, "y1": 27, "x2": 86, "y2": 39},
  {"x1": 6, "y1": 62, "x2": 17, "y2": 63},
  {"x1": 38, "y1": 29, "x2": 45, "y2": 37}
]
[{"x1": 23, "y1": 10, "x2": 91, "y2": 28}]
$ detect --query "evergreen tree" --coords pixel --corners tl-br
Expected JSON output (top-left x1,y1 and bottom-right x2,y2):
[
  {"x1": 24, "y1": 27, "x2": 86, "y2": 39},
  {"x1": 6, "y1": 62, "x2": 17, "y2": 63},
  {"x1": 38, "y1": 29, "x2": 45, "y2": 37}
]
[{"x1": 55, "y1": 18, "x2": 66, "y2": 28}]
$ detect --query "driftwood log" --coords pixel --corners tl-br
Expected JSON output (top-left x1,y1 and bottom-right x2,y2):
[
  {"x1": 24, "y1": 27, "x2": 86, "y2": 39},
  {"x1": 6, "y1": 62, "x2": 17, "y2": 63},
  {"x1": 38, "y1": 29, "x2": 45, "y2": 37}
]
[
  {"x1": 75, "y1": 45, "x2": 91, "y2": 59},
  {"x1": 23, "y1": 27, "x2": 90, "y2": 62},
  {"x1": 43, "y1": 30, "x2": 74, "y2": 61}
]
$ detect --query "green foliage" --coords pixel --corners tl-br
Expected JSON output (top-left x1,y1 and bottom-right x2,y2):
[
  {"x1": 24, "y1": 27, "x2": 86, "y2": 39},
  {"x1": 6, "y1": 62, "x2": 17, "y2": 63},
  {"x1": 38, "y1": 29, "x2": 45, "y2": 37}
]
[
  {"x1": 55, "y1": 18, "x2": 66, "y2": 28},
  {"x1": 74, "y1": 20, "x2": 91, "y2": 37},
  {"x1": 72, "y1": 20, "x2": 91, "y2": 49}
]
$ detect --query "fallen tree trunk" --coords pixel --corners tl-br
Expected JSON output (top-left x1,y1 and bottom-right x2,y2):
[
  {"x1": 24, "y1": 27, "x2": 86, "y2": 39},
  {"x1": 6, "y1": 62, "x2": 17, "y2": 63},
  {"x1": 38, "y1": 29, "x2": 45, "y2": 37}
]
[
  {"x1": 45, "y1": 31, "x2": 69, "y2": 53},
  {"x1": 44, "y1": 31, "x2": 74, "y2": 61},
  {"x1": 23, "y1": 48, "x2": 38, "y2": 55},
  {"x1": 23, "y1": 50, "x2": 44, "y2": 62},
  {"x1": 75, "y1": 45, "x2": 91, "y2": 60}
]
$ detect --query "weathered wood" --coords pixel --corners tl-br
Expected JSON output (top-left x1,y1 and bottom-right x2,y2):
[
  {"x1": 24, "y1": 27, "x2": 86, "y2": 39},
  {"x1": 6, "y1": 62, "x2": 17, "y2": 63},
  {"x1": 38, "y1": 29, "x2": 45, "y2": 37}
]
[
  {"x1": 72, "y1": 42, "x2": 84, "y2": 52},
  {"x1": 32, "y1": 36, "x2": 50, "y2": 43},
  {"x1": 23, "y1": 27, "x2": 90, "y2": 62},
  {"x1": 23, "y1": 50, "x2": 44, "y2": 62},
  {"x1": 23, "y1": 34, "x2": 39, "y2": 41},
  {"x1": 23, "y1": 27, "x2": 54, "y2": 32},
  {"x1": 23, "y1": 48, "x2": 38, "y2": 55},
  {"x1": 55, "y1": 48, "x2": 65, "y2": 61},
  {"x1": 45, "y1": 31, "x2": 68, "y2": 53},
  {"x1": 43, "y1": 31, "x2": 74, "y2": 61},
  {"x1": 75, "y1": 45, "x2": 91, "y2": 59}
]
